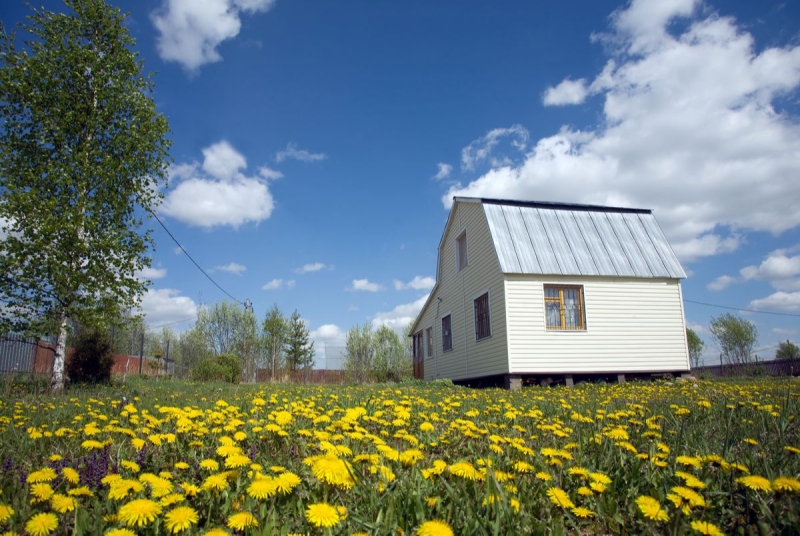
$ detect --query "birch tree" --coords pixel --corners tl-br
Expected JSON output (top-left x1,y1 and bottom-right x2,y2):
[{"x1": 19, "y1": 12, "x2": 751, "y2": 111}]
[{"x1": 0, "y1": 0, "x2": 171, "y2": 391}]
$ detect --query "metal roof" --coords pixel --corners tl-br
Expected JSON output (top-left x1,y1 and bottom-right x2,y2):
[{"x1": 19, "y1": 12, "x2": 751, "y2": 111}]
[{"x1": 477, "y1": 198, "x2": 686, "y2": 279}]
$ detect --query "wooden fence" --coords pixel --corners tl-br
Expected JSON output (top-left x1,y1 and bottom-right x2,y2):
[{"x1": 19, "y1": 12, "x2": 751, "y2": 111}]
[{"x1": 692, "y1": 357, "x2": 800, "y2": 378}]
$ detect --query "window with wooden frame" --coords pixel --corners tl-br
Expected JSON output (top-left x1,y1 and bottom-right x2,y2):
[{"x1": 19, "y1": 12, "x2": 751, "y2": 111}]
[
  {"x1": 544, "y1": 285, "x2": 586, "y2": 330},
  {"x1": 456, "y1": 231, "x2": 468, "y2": 272},
  {"x1": 474, "y1": 292, "x2": 491, "y2": 340},
  {"x1": 441, "y1": 314, "x2": 453, "y2": 352}
]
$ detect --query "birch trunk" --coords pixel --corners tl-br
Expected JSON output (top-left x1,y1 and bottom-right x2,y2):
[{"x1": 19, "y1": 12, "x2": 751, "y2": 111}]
[{"x1": 51, "y1": 312, "x2": 68, "y2": 391}]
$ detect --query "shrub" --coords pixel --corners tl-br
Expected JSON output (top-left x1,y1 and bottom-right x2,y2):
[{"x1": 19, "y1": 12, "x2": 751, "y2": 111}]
[
  {"x1": 193, "y1": 354, "x2": 242, "y2": 383},
  {"x1": 216, "y1": 353, "x2": 242, "y2": 383},
  {"x1": 192, "y1": 359, "x2": 227, "y2": 383},
  {"x1": 66, "y1": 326, "x2": 114, "y2": 384}
]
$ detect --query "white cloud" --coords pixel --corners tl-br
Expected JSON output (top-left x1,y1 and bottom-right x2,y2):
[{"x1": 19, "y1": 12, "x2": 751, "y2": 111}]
[
  {"x1": 275, "y1": 142, "x2": 327, "y2": 163},
  {"x1": 202, "y1": 140, "x2": 247, "y2": 180},
  {"x1": 212, "y1": 262, "x2": 247, "y2": 275},
  {"x1": 444, "y1": 0, "x2": 800, "y2": 263},
  {"x1": 151, "y1": 0, "x2": 276, "y2": 72},
  {"x1": 773, "y1": 328, "x2": 798, "y2": 335},
  {"x1": 740, "y1": 249, "x2": 800, "y2": 290},
  {"x1": 350, "y1": 279, "x2": 384, "y2": 292},
  {"x1": 258, "y1": 166, "x2": 283, "y2": 180},
  {"x1": 686, "y1": 321, "x2": 708, "y2": 335},
  {"x1": 160, "y1": 141, "x2": 275, "y2": 228},
  {"x1": 294, "y1": 262, "x2": 327, "y2": 274},
  {"x1": 372, "y1": 294, "x2": 429, "y2": 331},
  {"x1": 0, "y1": 216, "x2": 10, "y2": 241},
  {"x1": 461, "y1": 125, "x2": 529, "y2": 171},
  {"x1": 262, "y1": 278, "x2": 295, "y2": 290},
  {"x1": 707, "y1": 275, "x2": 736, "y2": 291},
  {"x1": 750, "y1": 291, "x2": 800, "y2": 312},
  {"x1": 139, "y1": 288, "x2": 198, "y2": 328},
  {"x1": 136, "y1": 266, "x2": 168, "y2": 281},
  {"x1": 310, "y1": 324, "x2": 345, "y2": 343},
  {"x1": 433, "y1": 163, "x2": 453, "y2": 181},
  {"x1": 543, "y1": 78, "x2": 589, "y2": 106},
  {"x1": 393, "y1": 276, "x2": 436, "y2": 291}
]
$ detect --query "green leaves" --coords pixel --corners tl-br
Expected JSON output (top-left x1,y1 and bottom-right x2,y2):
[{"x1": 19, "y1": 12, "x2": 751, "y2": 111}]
[{"x1": 0, "y1": 0, "x2": 171, "y2": 389}]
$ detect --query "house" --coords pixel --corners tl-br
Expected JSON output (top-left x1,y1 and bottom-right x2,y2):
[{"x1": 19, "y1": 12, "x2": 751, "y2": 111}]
[{"x1": 410, "y1": 197, "x2": 690, "y2": 388}]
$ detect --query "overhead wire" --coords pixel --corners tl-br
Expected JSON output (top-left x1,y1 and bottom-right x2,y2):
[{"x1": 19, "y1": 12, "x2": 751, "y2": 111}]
[
  {"x1": 151, "y1": 212, "x2": 244, "y2": 305},
  {"x1": 684, "y1": 299, "x2": 800, "y2": 318}
]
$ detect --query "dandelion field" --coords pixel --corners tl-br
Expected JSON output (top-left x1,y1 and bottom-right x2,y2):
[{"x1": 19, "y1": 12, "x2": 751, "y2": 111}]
[{"x1": 1, "y1": 377, "x2": 799, "y2": 535}]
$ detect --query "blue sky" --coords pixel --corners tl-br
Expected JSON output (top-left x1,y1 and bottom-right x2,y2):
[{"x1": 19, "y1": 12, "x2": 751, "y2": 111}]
[{"x1": 4, "y1": 0, "x2": 800, "y2": 366}]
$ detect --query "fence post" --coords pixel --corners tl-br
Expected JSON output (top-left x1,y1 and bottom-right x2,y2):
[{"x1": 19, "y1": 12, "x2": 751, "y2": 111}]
[{"x1": 138, "y1": 332, "x2": 144, "y2": 375}]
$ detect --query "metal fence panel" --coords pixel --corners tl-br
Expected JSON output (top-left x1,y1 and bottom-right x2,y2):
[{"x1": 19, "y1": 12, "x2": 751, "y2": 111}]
[{"x1": 0, "y1": 334, "x2": 36, "y2": 374}]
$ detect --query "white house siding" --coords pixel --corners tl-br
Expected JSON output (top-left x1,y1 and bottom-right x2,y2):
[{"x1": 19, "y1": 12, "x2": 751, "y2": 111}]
[
  {"x1": 505, "y1": 274, "x2": 690, "y2": 374},
  {"x1": 418, "y1": 201, "x2": 509, "y2": 381}
]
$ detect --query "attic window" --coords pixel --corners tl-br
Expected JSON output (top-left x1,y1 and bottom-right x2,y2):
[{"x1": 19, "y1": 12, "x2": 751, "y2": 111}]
[
  {"x1": 456, "y1": 231, "x2": 468, "y2": 272},
  {"x1": 544, "y1": 285, "x2": 586, "y2": 330}
]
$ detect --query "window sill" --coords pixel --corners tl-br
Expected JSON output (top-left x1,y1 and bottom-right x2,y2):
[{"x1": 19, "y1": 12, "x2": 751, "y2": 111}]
[
  {"x1": 545, "y1": 328, "x2": 587, "y2": 332},
  {"x1": 475, "y1": 335, "x2": 492, "y2": 342}
]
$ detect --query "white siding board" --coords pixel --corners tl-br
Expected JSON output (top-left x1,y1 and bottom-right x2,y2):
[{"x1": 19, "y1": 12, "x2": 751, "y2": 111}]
[
  {"x1": 505, "y1": 275, "x2": 690, "y2": 374},
  {"x1": 422, "y1": 202, "x2": 509, "y2": 381}
]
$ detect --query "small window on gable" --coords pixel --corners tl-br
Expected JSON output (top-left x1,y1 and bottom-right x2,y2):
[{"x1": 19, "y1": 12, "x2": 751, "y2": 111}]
[
  {"x1": 425, "y1": 327, "x2": 433, "y2": 358},
  {"x1": 474, "y1": 292, "x2": 491, "y2": 340},
  {"x1": 544, "y1": 285, "x2": 586, "y2": 330},
  {"x1": 456, "y1": 230, "x2": 468, "y2": 272},
  {"x1": 441, "y1": 314, "x2": 452, "y2": 352}
]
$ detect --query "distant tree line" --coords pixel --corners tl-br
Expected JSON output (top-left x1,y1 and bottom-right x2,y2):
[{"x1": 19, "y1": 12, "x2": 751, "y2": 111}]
[
  {"x1": 342, "y1": 322, "x2": 413, "y2": 383},
  {"x1": 687, "y1": 312, "x2": 798, "y2": 368}
]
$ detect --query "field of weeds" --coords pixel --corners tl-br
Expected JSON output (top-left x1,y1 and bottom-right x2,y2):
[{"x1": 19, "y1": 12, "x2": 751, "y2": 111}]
[{"x1": 1, "y1": 377, "x2": 799, "y2": 535}]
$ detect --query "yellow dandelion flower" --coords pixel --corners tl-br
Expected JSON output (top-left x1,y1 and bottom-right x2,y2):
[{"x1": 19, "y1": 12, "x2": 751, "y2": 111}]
[
  {"x1": 247, "y1": 478, "x2": 278, "y2": 500},
  {"x1": 420, "y1": 422, "x2": 435, "y2": 432},
  {"x1": 118, "y1": 499, "x2": 162, "y2": 527},
  {"x1": 61, "y1": 467, "x2": 80, "y2": 485},
  {"x1": 81, "y1": 440, "x2": 104, "y2": 450},
  {"x1": 201, "y1": 473, "x2": 229, "y2": 492},
  {"x1": 275, "y1": 471, "x2": 302, "y2": 494},
  {"x1": 636, "y1": 496, "x2": 669, "y2": 522},
  {"x1": 578, "y1": 486, "x2": 594, "y2": 496},
  {"x1": 567, "y1": 466, "x2": 589, "y2": 477},
  {"x1": 510, "y1": 497, "x2": 521, "y2": 513},
  {"x1": 425, "y1": 496, "x2": 440, "y2": 508},
  {"x1": 105, "y1": 529, "x2": 137, "y2": 536},
  {"x1": 159, "y1": 493, "x2": 186, "y2": 507},
  {"x1": 30, "y1": 483, "x2": 54, "y2": 503},
  {"x1": 120, "y1": 460, "x2": 140, "y2": 473},
  {"x1": 571, "y1": 507, "x2": 594, "y2": 518},
  {"x1": 676, "y1": 456, "x2": 702, "y2": 469},
  {"x1": 200, "y1": 459, "x2": 219, "y2": 471},
  {"x1": 305, "y1": 503, "x2": 341, "y2": 528},
  {"x1": 227, "y1": 512, "x2": 258, "y2": 531},
  {"x1": 590, "y1": 482, "x2": 607, "y2": 493},
  {"x1": 174, "y1": 462, "x2": 190, "y2": 470},
  {"x1": 448, "y1": 462, "x2": 481, "y2": 481},
  {"x1": 163, "y1": 506, "x2": 199, "y2": 534},
  {"x1": 202, "y1": 529, "x2": 230, "y2": 536},
  {"x1": 547, "y1": 487, "x2": 575, "y2": 509},
  {"x1": 671, "y1": 486, "x2": 706, "y2": 508},
  {"x1": 773, "y1": 477, "x2": 800, "y2": 493},
  {"x1": 50, "y1": 494, "x2": 78, "y2": 513},
  {"x1": 311, "y1": 456, "x2": 356, "y2": 489},
  {"x1": 25, "y1": 512, "x2": 58, "y2": 536},
  {"x1": 27, "y1": 468, "x2": 57, "y2": 483},
  {"x1": 690, "y1": 521, "x2": 724, "y2": 536},
  {"x1": 535, "y1": 471, "x2": 552, "y2": 481},
  {"x1": 68, "y1": 486, "x2": 93, "y2": 497},
  {"x1": 513, "y1": 461, "x2": 534, "y2": 473},
  {"x1": 589, "y1": 472, "x2": 611, "y2": 485},
  {"x1": 224, "y1": 455, "x2": 251, "y2": 469},
  {"x1": 737, "y1": 475, "x2": 772, "y2": 492},
  {"x1": 0, "y1": 504, "x2": 14, "y2": 523},
  {"x1": 416, "y1": 520, "x2": 454, "y2": 536},
  {"x1": 400, "y1": 449, "x2": 425, "y2": 466}
]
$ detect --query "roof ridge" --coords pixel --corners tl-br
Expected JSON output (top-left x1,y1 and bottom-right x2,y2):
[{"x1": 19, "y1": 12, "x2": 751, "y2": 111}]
[{"x1": 454, "y1": 196, "x2": 652, "y2": 215}]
